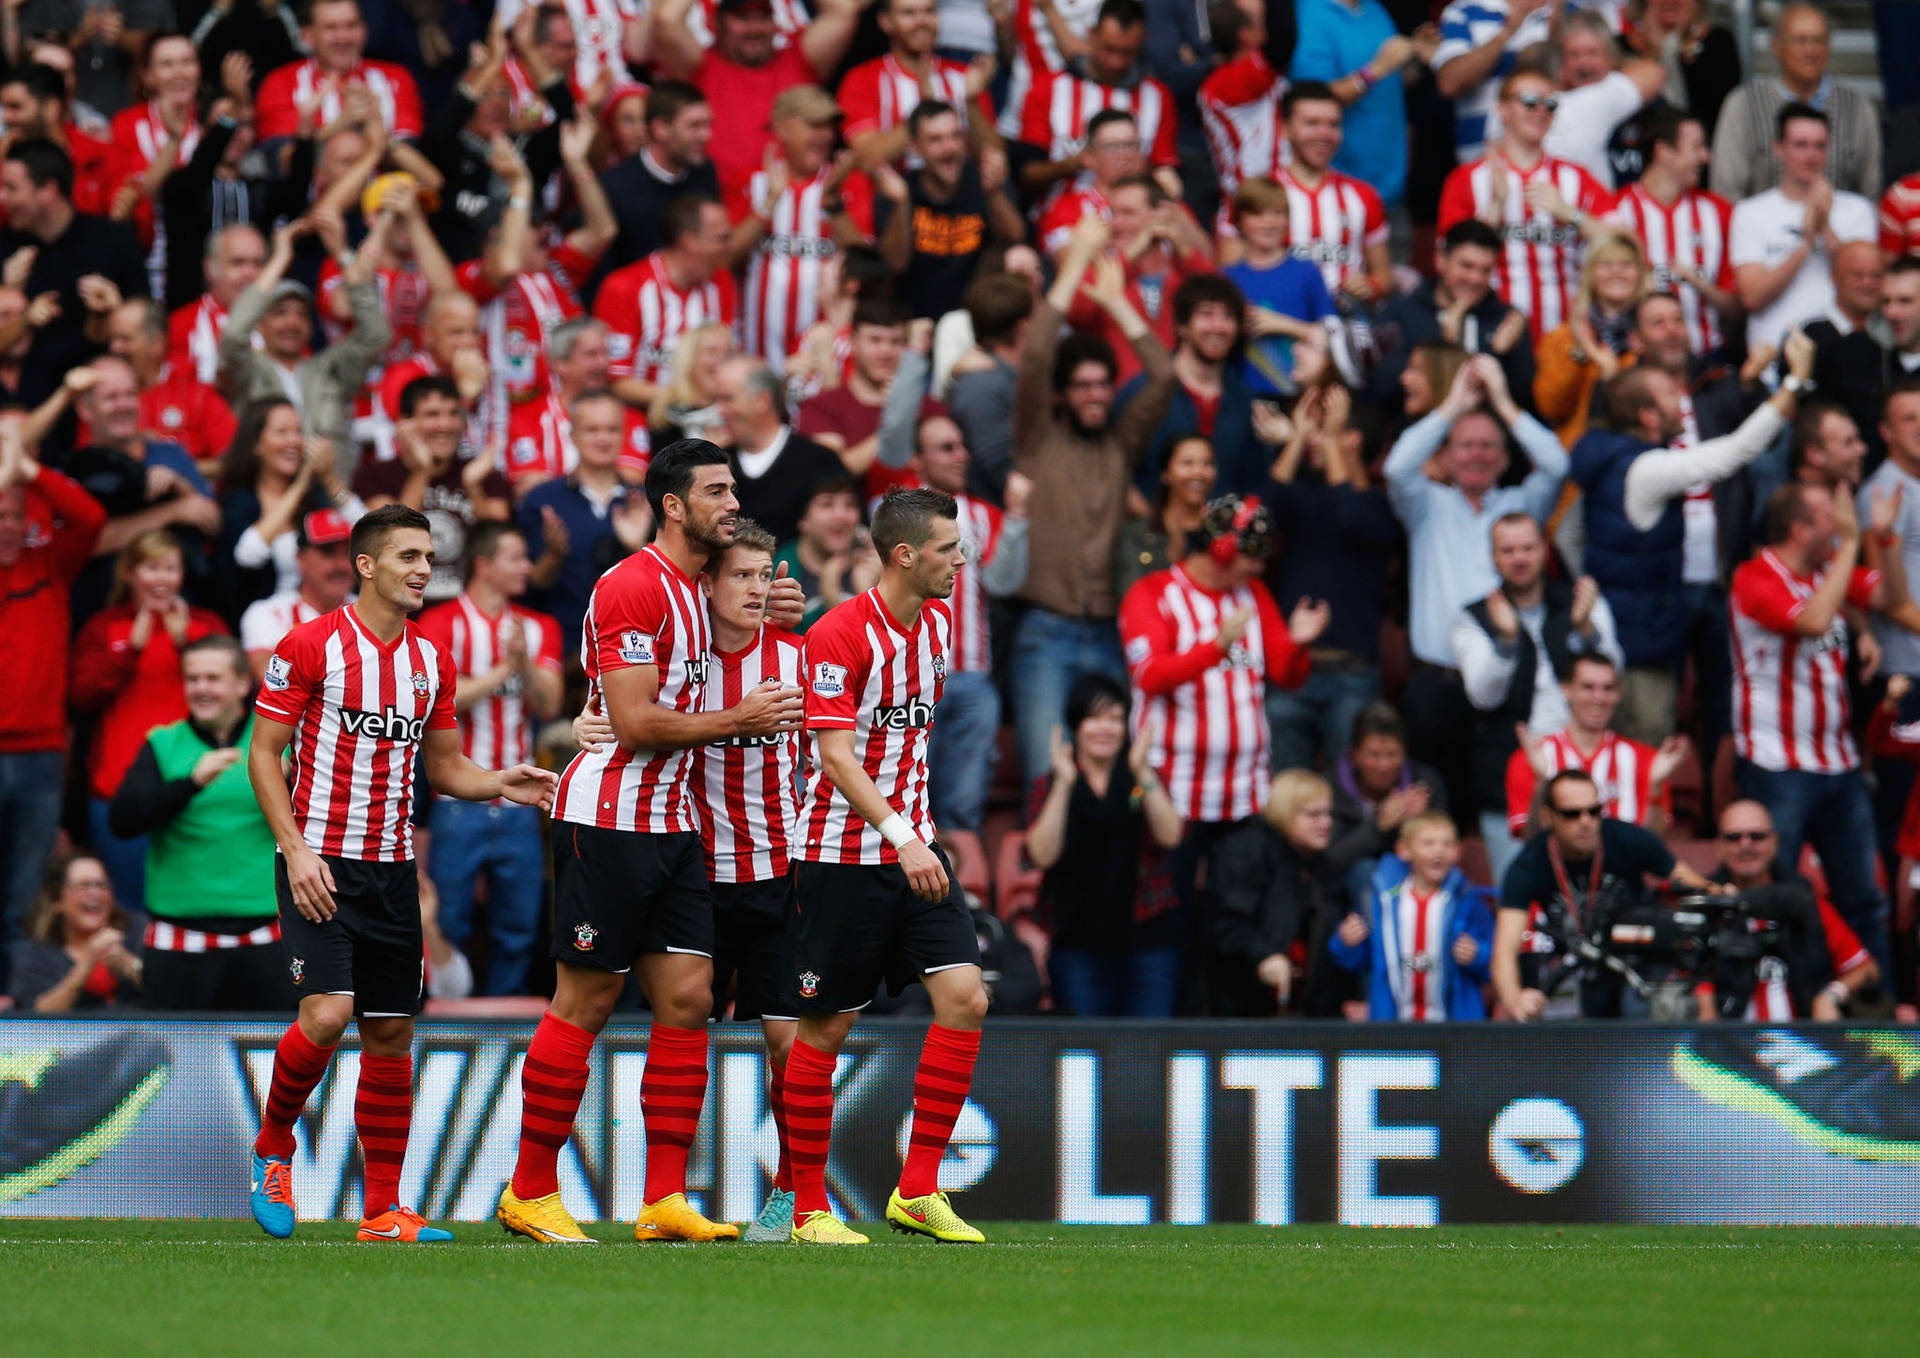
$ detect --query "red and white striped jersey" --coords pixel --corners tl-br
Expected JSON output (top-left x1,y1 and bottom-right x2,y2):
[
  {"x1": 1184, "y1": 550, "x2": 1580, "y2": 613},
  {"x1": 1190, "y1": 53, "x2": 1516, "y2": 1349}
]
[
  {"x1": 593, "y1": 252, "x2": 737, "y2": 390},
  {"x1": 1118, "y1": 565, "x2": 1310, "y2": 823},
  {"x1": 505, "y1": 391, "x2": 651, "y2": 483},
  {"x1": 1436, "y1": 153, "x2": 1613, "y2": 339},
  {"x1": 1608, "y1": 183, "x2": 1736, "y2": 354},
  {"x1": 1037, "y1": 184, "x2": 1111, "y2": 256},
  {"x1": 692, "y1": 625, "x2": 803, "y2": 882},
  {"x1": 840, "y1": 53, "x2": 989, "y2": 156},
  {"x1": 1018, "y1": 68, "x2": 1180, "y2": 171},
  {"x1": 948, "y1": 494, "x2": 1003, "y2": 675},
  {"x1": 495, "y1": 0, "x2": 641, "y2": 91},
  {"x1": 1881, "y1": 172, "x2": 1920, "y2": 258},
  {"x1": 319, "y1": 260, "x2": 432, "y2": 427},
  {"x1": 1381, "y1": 881, "x2": 1449, "y2": 1022},
  {"x1": 416, "y1": 593, "x2": 562, "y2": 783},
  {"x1": 686, "y1": 0, "x2": 810, "y2": 49},
  {"x1": 167, "y1": 294, "x2": 229, "y2": 386},
  {"x1": 1730, "y1": 549, "x2": 1878, "y2": 773},
  {"x1": 108, "y1": 100, "x2": 201, "y2": 285},
  {"x1": 1198, "y1": 51, "x2": 1287, "y2": 203},
  {"x1": 255, "y1": 605, "x2": 457, "y2": 862},
  {"x1": 728, "y1": 163, "x2": 871, "y2": 372},
  {"x1": 457, "y1": 244, "x2": 594, "y2": 411},
  {"x1": 1280, "y1": 167, "x2": 1387, "y2": 295},
  {"x1": 1504, "y1": 729, "x2": 1668, "y2": 836},
  {"x1": 798, "y1": 589, "x2": 950, "y2": 866},
  {"x1": 555, "y1": 544, "x2": 713, "y2": 833},
  {"x1": 239, "y1": 590, "x2": 340, "y2": 657},
  {"x1": 998, "y1": 0, "x2": 1101, "y2": 137},
  {"x1": 1745, "y1": 898, "x2": 1871, "y2": 1018},
  {"x1": 255, "y1": 59, "x2": 423, "y2": 141}
]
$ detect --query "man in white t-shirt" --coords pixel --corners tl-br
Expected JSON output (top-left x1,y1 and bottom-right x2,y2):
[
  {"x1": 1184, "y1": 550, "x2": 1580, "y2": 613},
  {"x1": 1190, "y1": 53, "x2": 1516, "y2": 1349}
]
[
  {"x1": 1538, "y1": 9, "x2": 1662, "y2": 189},
  {"x1": 1731, "y1": 103, "x2": 1876, "y2": 354}
]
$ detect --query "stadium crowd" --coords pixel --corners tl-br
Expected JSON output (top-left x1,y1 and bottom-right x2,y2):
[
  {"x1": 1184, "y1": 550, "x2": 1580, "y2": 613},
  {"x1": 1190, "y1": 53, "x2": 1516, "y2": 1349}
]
[{"x1": 2, "y1": 0, "x2": 1918, "y2": 1024}]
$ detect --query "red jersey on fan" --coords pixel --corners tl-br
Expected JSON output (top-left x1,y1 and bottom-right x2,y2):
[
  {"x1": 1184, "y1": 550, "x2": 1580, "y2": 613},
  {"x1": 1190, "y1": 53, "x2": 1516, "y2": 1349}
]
[
  {"x1": 1504, "y1": 729, "x2": 1669, "y2": 837},
  {"x1": 108, "y1": 101, "x2": 201, "y2": 253},
  {"x1": 686, "y1": 0, "x2": 810, "y2": 49},
  {"x1": 1280, "y1": 167, "x2": 1387, "y2": 295},
  {"x1": 1607, "y1": 183, "x2": 1735, "y2": 355},
  {"x1": 690, "y1": 43, "x2": 819, "y2": 184},
  {"x1": 1746, "y1": 897, "x2": 1871, "y2": 1019},
  {"x1": 254, "y1": 604, "x2": 458, "y2": 862},
  {"x1": 799, "y1": 588, "x2": 950, "y2": 866},
  {"x1": 727, "y1": 162, "x2": 872, "y2": 373},
  {"x1": 1437, "y1": 152, "x2": 1612, "y2": 339},
  {"x1": 999, "y1": 0, "x2": 1101, "y2": 135},
  {"x1": 840, "y1": 53, "x2": 992, "y2": 154},
  {"x1": 593, "y1": 252, "x2": 736, "y2": 391},
  {"x1": 75, "y1": 363, "x2": 239, "y2": 466},
  {"x1": 554, "y1": 543, "x2": 712, "y2": 834},
  {"x1": 947, "y1": 494, "x2": 1004, "y2": 676},
  {"x1": 416, "y1": 592, "x2": 561, "y2": 783},
  {"x1": 1198, "y1": 50, "x2": 1287, "y2": 204},
  {"x1": 255, "y1": 58, "x2": 423, "y2": 141},
  {"x1": 1018, "y1": 67, "x2": 1179, "y2": 174},
  {"x1": 1119, "y1": 564, "x2": 1310, "y2": 823},
  {"x1": 319, "y1": 259, "x2": 431, "y2": 424},
  {"x1": 1881, "y1": 173, "x2": 1920, "y2": 258},
  {"x1": 505, "y1": 391, "x2": 651, "y2": 483},
  {"x1": 168, "y1": 294, "x2": 231, "y2": 386},
  {"x1": 1037, "y1": 183, "x2": 1111, "y2": 256},
  {"x1": 456, "y1": 244, "x2": 593, "y2": 411},
  {"x1": 1730, "y1": 548, "x2": 1878, "y2": 774},
  {"x1": 693, "y1": 625, "x2": 803, "y2": 883},
  {"x1": 495, "y1": 0, "x2": 644, "y2": 91}
]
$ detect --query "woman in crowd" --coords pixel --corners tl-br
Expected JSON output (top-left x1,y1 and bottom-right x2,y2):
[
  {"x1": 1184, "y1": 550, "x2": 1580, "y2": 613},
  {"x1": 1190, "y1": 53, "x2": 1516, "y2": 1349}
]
[
  {"x1": 1535, "y1": 234, "x2": 1650, "y2": 450},
  {"x1": 1326, "y1": 702, "x2": 1450, "y2": 903},
  {"x1": 649, "y1": 321, "x2": 734, "y2": 446},
  {"x1": 599, "y1": 84, "x2": 651, "y2": 167},
  {"x1": 217, "y1": 399, "x2": 362, "y2": 612},
  {"x1": 69, "y1": 532, "x2": 230, "y2": 912},
  {"x1": 1024, "y1": 674, "x2": 1186, "y2": 1017},
  {"x1": 1115, "y1": 434, "x2": 1217, "y2": 597},
  {"x1": 1209, "y1": 769, "x2": 1352, "y2": 1017},
  {"x1": 1398, "y1": 340, "x2": 1469, "y2": 425},
  {"x1": 8, "y1": 855, "x2": 143, "y2": 1012}
]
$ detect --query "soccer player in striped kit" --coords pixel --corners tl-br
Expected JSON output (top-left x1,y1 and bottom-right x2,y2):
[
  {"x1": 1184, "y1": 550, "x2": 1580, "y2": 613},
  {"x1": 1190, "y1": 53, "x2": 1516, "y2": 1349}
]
[
  {"x1": 498, "y1": 440, "x2": 806, "y2": 1245},
  {"x1": 245, "y1": 505, "x2": 559, "y2": 1243},
  {"x1": 783, "y1": 488, "x2": 989, "y2": 1245}
]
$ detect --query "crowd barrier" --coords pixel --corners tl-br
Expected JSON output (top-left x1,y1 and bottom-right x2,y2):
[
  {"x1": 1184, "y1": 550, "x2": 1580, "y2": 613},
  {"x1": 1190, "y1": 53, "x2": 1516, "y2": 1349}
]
[{"x1": 2, "y1": 1017, "x2": 1914, "y2": 1225}]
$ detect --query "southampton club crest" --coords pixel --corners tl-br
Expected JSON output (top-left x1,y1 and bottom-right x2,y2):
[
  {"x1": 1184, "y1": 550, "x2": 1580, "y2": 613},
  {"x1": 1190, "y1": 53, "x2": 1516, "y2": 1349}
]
[
  {"x1": 289, "y1": 957, "x2": 305, "y2": 985},
  {"x1": 798, "y1": 970, "x2": 820, "y2": 999},
  {"x1": 573, "y1": 922, "x2": 598, "y2": 952},
  {"x1": 932, "y1": 653, "x2": 947, "y2": 681},
  {"x1": 412, "y1": 670, "x2": 431, "y2": 697}
]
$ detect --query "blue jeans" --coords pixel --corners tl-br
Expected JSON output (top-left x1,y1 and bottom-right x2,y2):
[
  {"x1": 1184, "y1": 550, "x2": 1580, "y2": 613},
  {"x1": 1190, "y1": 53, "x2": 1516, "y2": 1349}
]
[
  {"x1": 1010, "y1": 608, "x2": 1128, "y2": 792},
  {"x1": 1478, "y1": 808, "x2": 1525, "y2": 891},
  {"x1": 88, "y1": 795, "x2": 147, "y2": 916},
  {"x1": 426, "y1": 799, "x2": 547, "y2": 996},
  {"x1": 1266, "y1": 662, "x2": 1381, "y2": 773},
  {"x1": 1049, "y1": 946, "x2": 1181, "y2": 1017},
  {"x1": 0, "y1": 750, "x2": 65, "y2": 985},
  {"x1": 930, "y1": 670, "x2": 1000, "y2": 833},
  {"x1": 1737, "y1": 762, "x2": 1893, "y2": 982}
]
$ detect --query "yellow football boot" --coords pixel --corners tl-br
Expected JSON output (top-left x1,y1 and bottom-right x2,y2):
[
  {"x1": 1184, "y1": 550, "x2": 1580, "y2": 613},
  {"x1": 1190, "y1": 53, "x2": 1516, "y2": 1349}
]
[
  {"x1": 632, "y1": 1192, "x2": 740, "y2": 1241},
  {"x1": 497, "y1": 1185, "x2": 597, "y2": 1243},
  {"x1": 790, "y1": 1210, "x2": 870, "y2": 1245},
  {"x1": 886, "y1": 1189, "x2": 984, "y2": 1243}
]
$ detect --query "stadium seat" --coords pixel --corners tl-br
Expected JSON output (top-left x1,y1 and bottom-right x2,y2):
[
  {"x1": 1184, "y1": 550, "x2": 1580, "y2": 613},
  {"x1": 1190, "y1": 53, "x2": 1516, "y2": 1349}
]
[
  {"x1": 941, "y1": 828, "x2": 991, "y2": 903},
  {"x1": 994, "y1": 831, "x2": 1043, "y2": 921},
  {"x1": 988, "y1": 727, "x2": 1023, "y2": 809},
  {"x1": 1458, "y1": 836, "x2": 1492, "y2": 887}
]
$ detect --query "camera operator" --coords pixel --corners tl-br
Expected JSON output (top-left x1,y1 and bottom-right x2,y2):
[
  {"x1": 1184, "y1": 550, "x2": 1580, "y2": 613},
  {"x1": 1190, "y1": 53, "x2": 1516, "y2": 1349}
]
[
  {"x1": 1494, "y1": 768, "x2": 1714, "y2": 1020},
  {"x1": 1703, "y1": 799, "x2": 1879, "y2": 1020}
]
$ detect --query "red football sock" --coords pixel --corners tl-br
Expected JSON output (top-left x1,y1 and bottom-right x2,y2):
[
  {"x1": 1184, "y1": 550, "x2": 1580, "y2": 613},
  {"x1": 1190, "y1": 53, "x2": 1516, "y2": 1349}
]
[
  {"x1": 783, "y1": 1039, "x2": 837, "y2": 1218},
  {"x1": 641, "y1": 1023, "x2": 709, "y2": 1204},
  {"x1": 356, "y1": 1052, "x2": 413, "y2": 1217},
  {"x1": 253, "y1": 1022, "x2": 335, "y2": 1159},
  {"x1": 897, "y1": 1024, "x2": 980, "y2": 1199},
  {"x1": 767, "y1": 1055, "x2": 793, "y2": 1194},
  {"x1": 511, "y1": 1011, "x2": 595, "y2": 1199}
]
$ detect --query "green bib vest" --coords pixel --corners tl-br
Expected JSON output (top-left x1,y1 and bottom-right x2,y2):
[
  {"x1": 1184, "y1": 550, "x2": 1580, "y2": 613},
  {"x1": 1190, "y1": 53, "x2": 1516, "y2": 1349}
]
[{"x1": 144, "y1": 716, "x2": 278, "y2": 921}]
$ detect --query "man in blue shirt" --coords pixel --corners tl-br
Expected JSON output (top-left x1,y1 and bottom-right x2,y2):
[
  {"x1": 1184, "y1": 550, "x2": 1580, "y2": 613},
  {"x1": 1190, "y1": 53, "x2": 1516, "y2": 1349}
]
[{"x1": 1291, "y1": 0, "x2": 1436, "y2": 207}]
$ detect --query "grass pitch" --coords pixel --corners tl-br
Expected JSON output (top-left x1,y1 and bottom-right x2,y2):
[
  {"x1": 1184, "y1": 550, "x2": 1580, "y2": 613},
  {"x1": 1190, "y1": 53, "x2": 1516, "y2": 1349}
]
[{"x1": 6, "y1": 1220, "x2": 1917, "y2": 1357}]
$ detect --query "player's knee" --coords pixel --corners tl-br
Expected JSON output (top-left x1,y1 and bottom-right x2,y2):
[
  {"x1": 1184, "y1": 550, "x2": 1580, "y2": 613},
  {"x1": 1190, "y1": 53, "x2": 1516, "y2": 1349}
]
[
  {"x1": 936, "y1": 979, "x2": 990, "y2": 1031},
  {"x1": 298, "y1": 995, "x2": 353, "y2": 1046},
  {"x1": 658, "y1": 975, "x2": 713, "y2": 1025}
]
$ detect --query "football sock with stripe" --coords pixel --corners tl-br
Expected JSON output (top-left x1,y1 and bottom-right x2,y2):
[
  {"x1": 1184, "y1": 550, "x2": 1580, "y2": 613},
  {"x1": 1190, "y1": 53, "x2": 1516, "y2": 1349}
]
[
  {"x1": 768, "y1": 1054, "x2": 793, "y2": 1194},
  {"x1": 784, "y1": 1039, "x2": 837, "y2": 1218},
  {"x1": 254, "y1": 1021, "x2": 335, "y2": 1159},
  {"x1": 511, "y1": 1011, "x2": 594, "y2": 1199},
  {"x1": 642, "y1": 1023, "x2": 709, "y2": 1203},
  {"x1": 356, "y1": 1052, "x2": 413, "y2": 1216},
  {"x1": 898, "y1": 1024, "x2": 980, "y2": 1199}
]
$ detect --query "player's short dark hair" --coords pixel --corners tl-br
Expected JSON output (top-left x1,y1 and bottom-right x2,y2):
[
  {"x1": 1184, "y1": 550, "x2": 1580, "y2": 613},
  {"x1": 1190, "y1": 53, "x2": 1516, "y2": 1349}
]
[
  {"x1": 350, "y1": 503, "x2": 432, "y2": 569},
  {"x1": 852, "y1": 295, "x2": 913, "y2": 332},
  {"x1": 964, "y1": 272, "x2": 1033, "y2": 347},
  {"x1": 662, "y1": 193, "x2": 719, "y2": 249},
  {"x1": 3, "y1": 138, "x2": 72, "y2": 199},
  {"x1": 464, "y1": 521, "x2": 526, "y2": 581},
  {"x1": 1065, "y1": 670, "x2": 1130, "y2": 733},
  {"x1": 1053, "y1": 331, "x2": 1116, "y2": 394},
  {"x1": 1545, "y1": 767, "x2": 1599, "y2": 810},
  {"x1": 646, "y1": 437, "x2": 732, "y2": 520},
  {"x1": 1762, "y1": 482, "x2": 1819, "y2": 546},
  {"x1": 1443, "y1": 219, "x2": 1502, "y2": 256},
  {"x1": 1096, "y1": 0, "x2": 1145, "y2": 30},
  {"x1": 645, "y1": 80, "x2": 707, "y2": 129},
  {"x1": 1084, "y1": 107, "x2": 1138, "y2": 146},
  {"x1": 398, "y1": 373, "x2": 461, "y2": 417},
  {"x1": 1281, "y1": 80, "x2": 1341, "y2": 120},
  {"x1": 907, "y1": 98, "x2": 960, "y2": 139},
  {"x1": 838, "y1": 243, "x2": 894, "y2": 302},
  {"x1": 871, "y1": 486, "x2": 957, "y2": 559},
  {"x1": 181, "y1": 633, "x2": 249, "y2": 678},
  {"x1": 1776, "y1": 100, "x2": 1828, "y2": 140},
  {"x1": 1349, "y1": 700, "x2": 1406, "y2": 751},
  {"x1": 1640, "y1": 102, "x2": 1699, "y2": 156},
  {"x1": 2, "y1": 63, "x2": 65, "y2": 105},
  {"x1": 709, "y1": 517, "x2": 776, "y2": 569},
  {"x1": 1883, "y1": 375, "x2": 1920, "y2": 422},
  {"x1": 1172, "y1": 272, "x2": 1245, "y2": 334}
]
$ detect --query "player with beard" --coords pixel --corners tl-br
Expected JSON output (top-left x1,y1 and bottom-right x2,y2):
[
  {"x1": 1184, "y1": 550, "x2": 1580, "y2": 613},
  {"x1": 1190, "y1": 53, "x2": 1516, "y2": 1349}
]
[
  {"x1": 245, "y1": 504, "x2": 558, "y2": 1243},
  {"x1": 498, "y1": 440, "x2": 806, "y2": 1245},
  {"x1": 782, "y1": 487, "x2": 988, "y2": 1244}
]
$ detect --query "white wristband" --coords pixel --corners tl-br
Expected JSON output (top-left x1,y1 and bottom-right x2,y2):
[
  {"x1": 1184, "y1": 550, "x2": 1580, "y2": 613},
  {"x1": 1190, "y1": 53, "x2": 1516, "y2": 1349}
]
[
  {"x1": 1821, "y1": 980, "x2": 1850, "y2": 1010},
  {"x1": 877, "y1": 813, "x2": 915, "y2": 850}
]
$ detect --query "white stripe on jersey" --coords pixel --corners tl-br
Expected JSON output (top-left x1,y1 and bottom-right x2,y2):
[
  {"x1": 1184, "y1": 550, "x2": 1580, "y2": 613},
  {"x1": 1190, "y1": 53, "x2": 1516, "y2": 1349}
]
[
  {"x1": 1381, "y1": 882, "x2": 1448, "y2": 1022},
  {"x1": 446, "y1": 594, "x2": 542, "y2": 775},
  {"x1": 948, "y1": 494, "x2": 1001, "y2": 675},
  {"x1": 1731, "y1": 550, "x2": 1859, "y2": 773},
  {"x1": 1036, "y1": 73, "x2": 1169, "y2": 162},
  {"x1": 1465, "y1": 157, "x2": 1591, "y2": 335},
  {"x1": 744, "y1": 166, "x2": 836, "y2": 373},
  {"x1": 1609, "y1": 184, "x2": 1732, "y2": 355},
  {"x1": 1198, "y1": 63, "x2": 1285, "y2": 199},
  {"x1": 693, "y1": 628, "x2": 803, "y2": 882},
  {"x1": 1530, "y1": 731, "x2": 1654, "y2": 829},
  {"x1": 1281, "y1": 169, "x2": 1386, "y2": 294},
  {"x1": 998, "y1": 0, "x2": 1101, "y2": 137}
]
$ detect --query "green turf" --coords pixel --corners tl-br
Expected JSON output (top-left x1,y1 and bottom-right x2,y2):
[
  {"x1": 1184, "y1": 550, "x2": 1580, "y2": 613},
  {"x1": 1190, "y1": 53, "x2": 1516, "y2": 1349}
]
[{"x1": 6, "y1": 1220, "x2": 1917, "y2": 1357}]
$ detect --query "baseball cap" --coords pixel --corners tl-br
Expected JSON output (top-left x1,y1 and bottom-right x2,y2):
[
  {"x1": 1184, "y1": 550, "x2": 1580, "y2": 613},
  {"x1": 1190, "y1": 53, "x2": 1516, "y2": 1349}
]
[
  {"x1": 267, "y1": 279, "x2": 314, "y2": 309},
  {"x1": 298, "y1": 508, "x2": 352, "y2": 550},
  {"x1": 771, "y1": 85, "x2": 841, "y2": 126}
]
